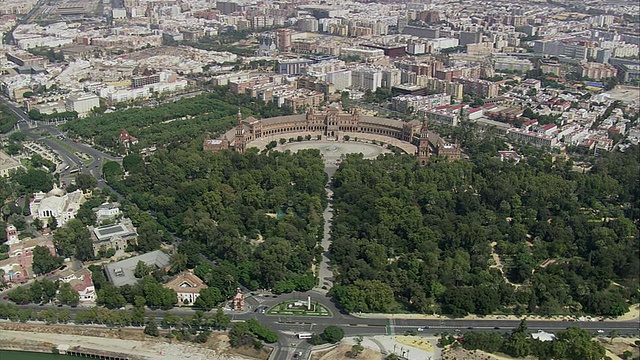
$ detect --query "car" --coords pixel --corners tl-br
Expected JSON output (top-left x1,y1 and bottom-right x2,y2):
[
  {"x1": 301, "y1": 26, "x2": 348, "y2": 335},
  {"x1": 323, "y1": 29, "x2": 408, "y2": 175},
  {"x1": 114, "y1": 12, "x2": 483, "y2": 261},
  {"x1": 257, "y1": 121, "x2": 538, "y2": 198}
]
[
  {"x1": 494, "y1": 326, "x2": 501, "y2": 330},
  {"x1": 467, "y1": 326, "x2": 474, "y2": 329},
  {"x1": 597, "y1": 330, "x2": 604, "y2": 334},
  {"x1": 2, "y1": 296, "x2": 7, "y2": 300},
  {"x1": 454, "y1": 329, "x2": 461, "y2": 332}
]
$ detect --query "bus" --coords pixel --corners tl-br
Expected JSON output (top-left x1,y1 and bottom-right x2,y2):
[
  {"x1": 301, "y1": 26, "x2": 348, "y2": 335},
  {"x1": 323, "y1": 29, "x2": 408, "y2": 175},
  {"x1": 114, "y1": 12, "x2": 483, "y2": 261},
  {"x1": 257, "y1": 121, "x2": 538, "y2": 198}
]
[
  {"x1": 297, "y1": 333, "x2": 313, "y2": 339},
  {"x1": 63, "y1": 165, "x2": 70, "y2": 171},
  {"x1": 69, "y1": 168, "x2": 80, "y2": 174}
]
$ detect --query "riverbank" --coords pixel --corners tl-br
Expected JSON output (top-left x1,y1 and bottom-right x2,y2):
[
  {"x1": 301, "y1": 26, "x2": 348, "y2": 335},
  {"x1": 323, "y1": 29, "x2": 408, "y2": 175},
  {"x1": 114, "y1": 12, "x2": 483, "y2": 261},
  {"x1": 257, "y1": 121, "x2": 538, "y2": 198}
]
[
  {"x1": 0, "y1": 323, "x2": 258, "y2": 360},
  {"x1": 0, "y1": 350, "x2": 77, "y2": 359}
]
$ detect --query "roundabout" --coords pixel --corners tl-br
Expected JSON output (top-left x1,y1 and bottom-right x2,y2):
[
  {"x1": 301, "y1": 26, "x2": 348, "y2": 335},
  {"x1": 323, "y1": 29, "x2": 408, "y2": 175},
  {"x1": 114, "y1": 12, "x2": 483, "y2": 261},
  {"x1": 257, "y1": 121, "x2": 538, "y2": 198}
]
[{"x1": 266, "y1": 299, "x2": 333, "y2": 317}]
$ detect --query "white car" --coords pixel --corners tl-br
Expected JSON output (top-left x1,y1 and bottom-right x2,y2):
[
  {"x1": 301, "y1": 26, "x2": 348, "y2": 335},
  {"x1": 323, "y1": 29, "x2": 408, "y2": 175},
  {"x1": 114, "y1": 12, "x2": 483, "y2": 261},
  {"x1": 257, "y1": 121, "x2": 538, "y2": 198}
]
[{"x1": 597, "y1": 330, "x2": 604, "y2": 334}]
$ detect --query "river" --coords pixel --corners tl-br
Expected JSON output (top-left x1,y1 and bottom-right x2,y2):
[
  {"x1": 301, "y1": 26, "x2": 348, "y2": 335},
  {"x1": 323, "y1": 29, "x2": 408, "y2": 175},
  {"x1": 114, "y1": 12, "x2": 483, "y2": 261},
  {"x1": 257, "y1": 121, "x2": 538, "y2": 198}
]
[{"x1": 0, "y1": 350, "x2": 77, "y2": 359}]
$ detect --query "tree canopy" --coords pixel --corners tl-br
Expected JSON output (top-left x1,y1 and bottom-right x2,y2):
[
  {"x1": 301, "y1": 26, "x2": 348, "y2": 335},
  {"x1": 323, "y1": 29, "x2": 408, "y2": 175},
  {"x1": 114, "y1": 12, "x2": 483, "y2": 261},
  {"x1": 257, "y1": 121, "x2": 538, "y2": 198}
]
[
  {"x1": 110, "y1": 145, "x2": 327, "y2": 294},
  {"x1": 31, "y1": 246, "x2": 62, "y2": 275},
  {"x1": 53, "y1": 219, "x2": 94, "y2": 261},
  {"x1": 62, "y1": 87, "x2": 293, "y2": 154},
  {"x1": 329, "y1": 146, "x2": 639, "y2": 316}
]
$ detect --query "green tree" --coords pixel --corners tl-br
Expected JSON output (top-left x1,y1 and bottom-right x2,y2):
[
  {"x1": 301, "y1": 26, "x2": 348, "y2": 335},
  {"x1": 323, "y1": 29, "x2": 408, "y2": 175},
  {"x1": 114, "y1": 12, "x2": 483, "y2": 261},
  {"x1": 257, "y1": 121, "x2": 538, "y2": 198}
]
[
  {"x1": 58, "y1": 309, "x2": 71, "y2": 323},
  {"x1": 31, "y1": 245, "x2": 62, "y2": 275},
  {"x1": 16, "y1": 168, "x2": 53, "y2": 192},
  {"x1": 246, "y1": 319, "x2": 278, "y2": 343},
  {"x1": 122, "y1": 154, "x2": 145, "y2": 173},
  {"x1": 141, "y1": 276, "x2": 177, "y2": 308},
  {"x1": 135, "y1": 261, "x2": 152, "y2": 278},
  {"x1": 48, "y1": 216, "x2": 58, "y2": 230},
  {"x1": 322, "y1": 325, "x2": 344, "y2": 343},
  {"x1": 7, "y1": 286, "x2": 33, "y2": 304},
  {"x1": 74, "y1": 174, "x2": 97, "y2": 191},
  {"x1": 57, "y1": 282, "x2": 79, "y2": 306},
  {"x1": 102, "y1": 161, "x2": 123, "y2": 182},
  {"x1": 554, "y1": 326, "x2": 606, "y2": 360},
  {"x1": 53, "y1": 219, "x2": 93, "y2": 261},
  {"x1": 144, "y1": 319, "x2": 160, "y2": 336},
  {"x1": 229, "y1": 321, "x2": 253, "y2": 347},
  {"x1": 31, "y1": 218, "x2": 42, "y2": 231},
  {"x1": 8, "y1": 132, "x2": 26, "y2": 142},
  {"x1": 22, "y1": 195, "x2": 30, "y2": 216},
  {"x1": 97, "y1": 284, "x2": 126, "y2": 308},
  {"x1": 331, "y1": 280, "x2": 396, "y2": 313},
  {"x1": 169, "y1": 253, "x2": 188, "y2": 274},
  {"x1": 194, "y1": 287, "x2": 225, "y2": 310}
]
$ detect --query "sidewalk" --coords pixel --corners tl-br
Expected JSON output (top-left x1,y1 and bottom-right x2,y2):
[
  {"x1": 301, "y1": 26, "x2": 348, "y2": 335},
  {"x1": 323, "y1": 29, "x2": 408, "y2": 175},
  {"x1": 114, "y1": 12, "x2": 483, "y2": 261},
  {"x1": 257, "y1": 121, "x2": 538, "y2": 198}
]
[{"x1": 351, "y1": 304, "x2": 640, "y2": 322}]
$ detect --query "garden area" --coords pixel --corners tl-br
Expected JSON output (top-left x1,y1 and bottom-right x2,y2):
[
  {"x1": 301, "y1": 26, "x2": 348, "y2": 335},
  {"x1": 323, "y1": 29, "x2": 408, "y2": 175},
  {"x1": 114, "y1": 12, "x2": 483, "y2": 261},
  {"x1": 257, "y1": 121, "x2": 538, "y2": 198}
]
[{"x1": 266, "y1": 300, "x2": 332, "y2": 317}]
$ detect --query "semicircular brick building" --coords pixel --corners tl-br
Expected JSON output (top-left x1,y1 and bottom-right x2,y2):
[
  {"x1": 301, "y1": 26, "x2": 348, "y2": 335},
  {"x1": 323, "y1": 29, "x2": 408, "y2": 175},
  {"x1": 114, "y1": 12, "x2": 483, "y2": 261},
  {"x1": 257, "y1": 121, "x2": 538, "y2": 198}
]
[{"x1": 204, "y1": 103, "x2": 460, "y2": 165}]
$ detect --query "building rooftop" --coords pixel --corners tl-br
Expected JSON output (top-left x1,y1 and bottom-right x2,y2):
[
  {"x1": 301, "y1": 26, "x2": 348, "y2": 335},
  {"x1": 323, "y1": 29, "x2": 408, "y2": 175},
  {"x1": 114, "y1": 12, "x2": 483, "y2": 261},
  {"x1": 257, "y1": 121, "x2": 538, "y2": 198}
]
[
  {"x1": 104, "y1": 250, "x2": 170, "y2": 287},
  {"x1": 164, "y1": 272, "x2": 207, "y2": 294}
]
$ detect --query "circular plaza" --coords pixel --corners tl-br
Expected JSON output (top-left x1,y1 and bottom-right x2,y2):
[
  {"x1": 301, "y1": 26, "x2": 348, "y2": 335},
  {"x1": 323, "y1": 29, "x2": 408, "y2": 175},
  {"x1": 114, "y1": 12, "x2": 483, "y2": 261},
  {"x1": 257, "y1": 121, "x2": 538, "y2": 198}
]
[{"x1": 275, "y1": 140, "x2": 391, "y2": 164}]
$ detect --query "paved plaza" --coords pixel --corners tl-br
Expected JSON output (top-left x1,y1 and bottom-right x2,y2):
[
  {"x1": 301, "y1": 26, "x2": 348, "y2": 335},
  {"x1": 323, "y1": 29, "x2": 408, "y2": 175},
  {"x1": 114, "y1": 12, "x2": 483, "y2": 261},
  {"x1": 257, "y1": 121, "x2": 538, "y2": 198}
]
[
  {"x1": 341, "y1": 335, "x2": 441, "y2": 360},
  {"x1": 275, "y1": 140, "x2": 390, "y2": 163},
  {"x1": 603, "y1": 85, "x2": 640, "y2": 104}
]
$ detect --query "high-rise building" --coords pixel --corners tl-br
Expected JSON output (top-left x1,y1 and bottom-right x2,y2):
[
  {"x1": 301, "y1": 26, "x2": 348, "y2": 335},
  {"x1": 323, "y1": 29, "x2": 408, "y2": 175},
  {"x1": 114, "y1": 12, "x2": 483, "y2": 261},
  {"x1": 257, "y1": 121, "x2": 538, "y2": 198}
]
[
  {"x1": 351, "y1": 67, "x2": 383, "y2": 91},
  {"x1": 459, "y1": 31, "x2": 481, "y2": 46},
  {"x1": 297, "y1": 17, "x2": 319, "y2": 32},
  {"x1": 277, "y1": 59, "x2": 313, "y2": 75},
  {"x1": 217, "y1": 1, "x2": 239, "y2": 15},
  {"x1": 417, "y1": 120, "x2": 430, "y2": 166},
  {"x1": 65, "y1": 93, "x2": 100, "y2": 117},
  {"x1": 325, "y1": 70, "x2": 352, "y2": 90},
  {"x1": 275, "y1": 28, "x2": 293, "y2": 51}
]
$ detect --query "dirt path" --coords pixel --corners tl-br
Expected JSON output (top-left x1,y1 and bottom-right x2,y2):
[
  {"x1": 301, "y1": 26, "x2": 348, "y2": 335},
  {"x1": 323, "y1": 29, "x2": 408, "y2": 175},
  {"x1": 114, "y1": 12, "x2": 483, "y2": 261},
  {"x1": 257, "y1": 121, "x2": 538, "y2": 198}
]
[
  {"x1": 489, "y1": 242, "x2": 522, "y2": 289},
  {"x1": 0, "y1": 323, "x2": 255, "y2": 360}
]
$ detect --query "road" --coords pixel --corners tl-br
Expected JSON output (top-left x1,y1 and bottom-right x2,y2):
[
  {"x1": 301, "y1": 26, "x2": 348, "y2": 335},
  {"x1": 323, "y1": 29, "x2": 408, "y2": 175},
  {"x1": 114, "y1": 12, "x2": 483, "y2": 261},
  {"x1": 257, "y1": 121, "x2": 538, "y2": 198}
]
[
  {"x1": 315, "y1": 165, "x2": 336, "y2": 294},
  {"x1": 8, "y1": 291, "x2": 638, "y2": 360},
  {"x1": 0, "y1": 96, "x2": 120, "y2": 189}
]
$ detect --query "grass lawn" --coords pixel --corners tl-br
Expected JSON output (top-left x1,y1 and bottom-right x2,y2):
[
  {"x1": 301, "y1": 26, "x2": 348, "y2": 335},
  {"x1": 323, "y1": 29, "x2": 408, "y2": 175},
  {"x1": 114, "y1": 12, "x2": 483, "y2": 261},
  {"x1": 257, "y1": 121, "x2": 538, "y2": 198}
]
[{"x1": 266, "y1": 300, "x2": 332, "y2": 317}]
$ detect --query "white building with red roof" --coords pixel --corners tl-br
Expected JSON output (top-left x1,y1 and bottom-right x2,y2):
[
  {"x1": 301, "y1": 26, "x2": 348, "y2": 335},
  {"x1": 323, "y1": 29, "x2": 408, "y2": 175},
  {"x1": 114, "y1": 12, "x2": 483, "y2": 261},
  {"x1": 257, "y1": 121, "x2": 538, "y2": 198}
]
[
  {"x1": 119, "y1": 129, "x2": 139, "y2": 148},
  {"x1": 0, "y1": 226, "x2": 56, "y2": 283},
  {"x1": 58, "y1": 268, "x2": 96, "y2": 302}
]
